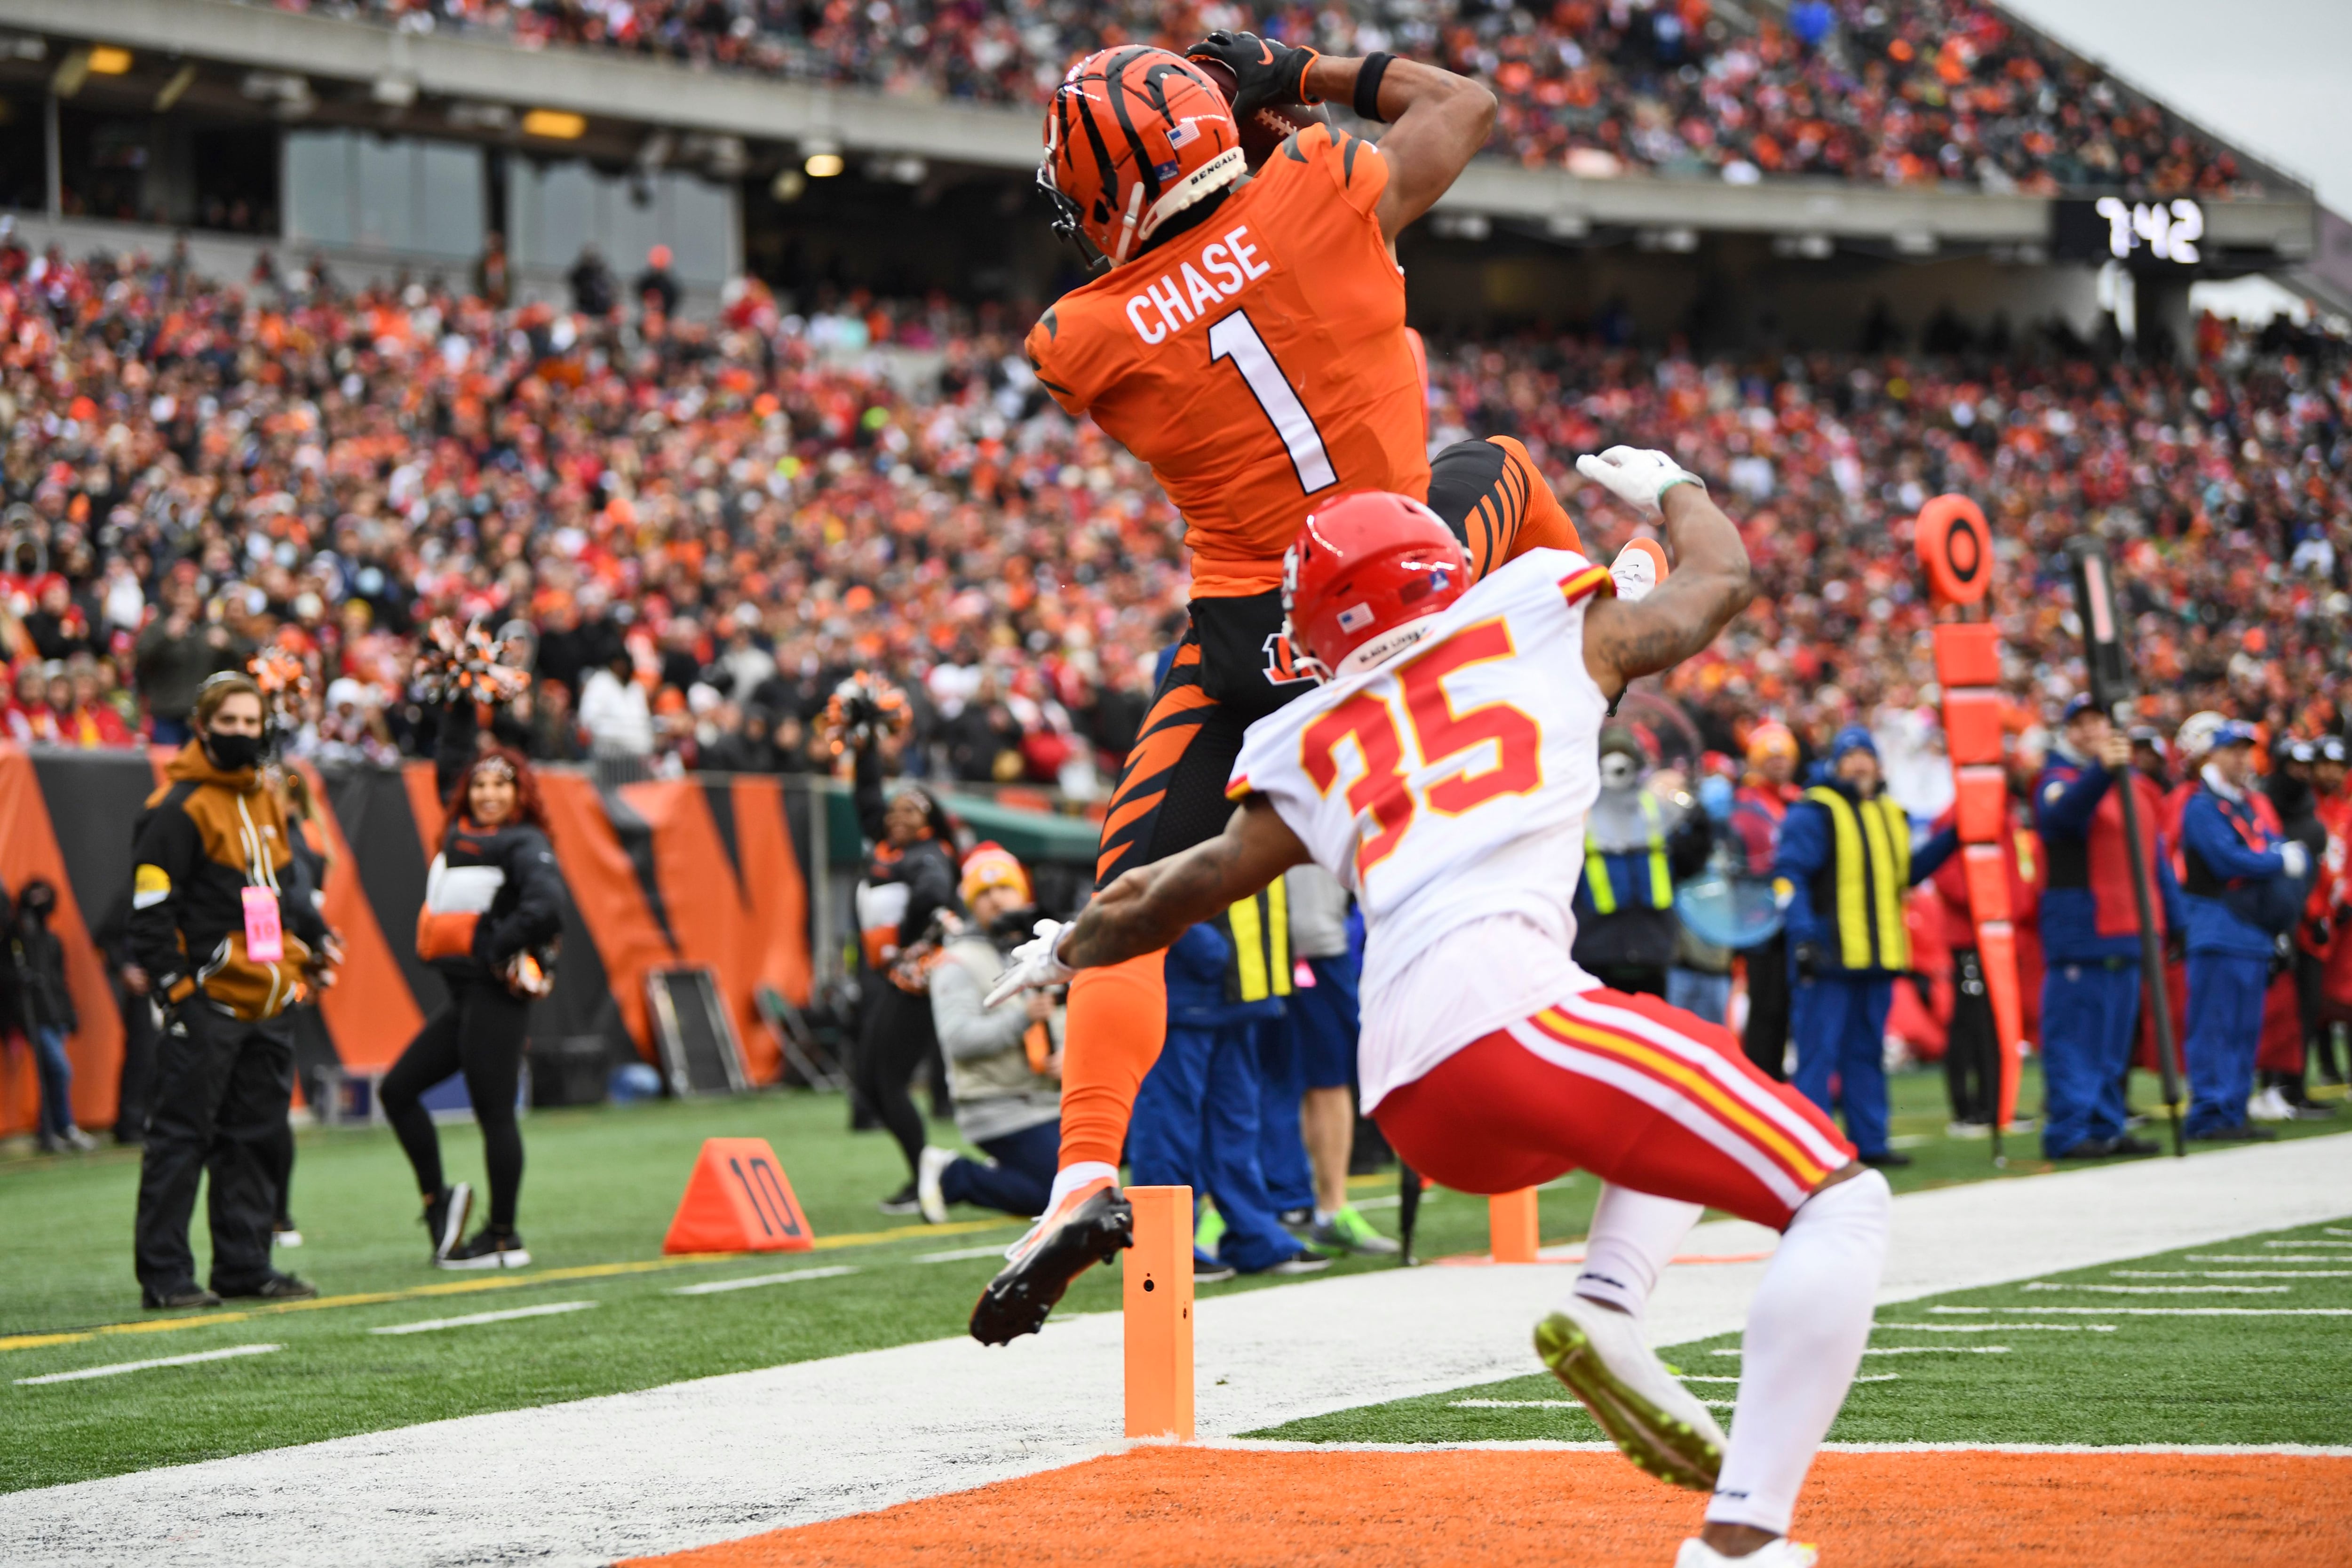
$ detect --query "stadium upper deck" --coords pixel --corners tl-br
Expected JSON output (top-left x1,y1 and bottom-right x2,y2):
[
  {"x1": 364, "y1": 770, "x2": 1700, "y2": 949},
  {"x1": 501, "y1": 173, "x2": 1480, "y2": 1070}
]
[{"x1": 0, "y1": 0, "x2": 2317, "y2": 289}]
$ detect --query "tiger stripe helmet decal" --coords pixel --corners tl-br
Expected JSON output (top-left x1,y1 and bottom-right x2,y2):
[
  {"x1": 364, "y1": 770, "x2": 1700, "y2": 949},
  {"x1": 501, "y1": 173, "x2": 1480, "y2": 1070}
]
[{"x1": 1040, "y1": 47, "x2": 1246, "y2": 272}]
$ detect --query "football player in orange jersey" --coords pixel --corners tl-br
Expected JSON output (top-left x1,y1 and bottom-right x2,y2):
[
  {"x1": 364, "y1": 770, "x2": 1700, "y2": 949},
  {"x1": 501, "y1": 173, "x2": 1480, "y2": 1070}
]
[{"x1": 972, "y1": 35, "x2": 1585, "y2": 1345}]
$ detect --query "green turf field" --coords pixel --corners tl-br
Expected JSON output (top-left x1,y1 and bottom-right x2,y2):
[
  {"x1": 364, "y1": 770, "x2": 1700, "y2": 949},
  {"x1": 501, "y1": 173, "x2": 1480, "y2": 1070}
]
[
  {"x1": 0, "y1": 1063, "x2": 2340, "y2": 1491},
  {"x1": 1251, "y1": 1213, "x2": 2352, "y2": 1449}
]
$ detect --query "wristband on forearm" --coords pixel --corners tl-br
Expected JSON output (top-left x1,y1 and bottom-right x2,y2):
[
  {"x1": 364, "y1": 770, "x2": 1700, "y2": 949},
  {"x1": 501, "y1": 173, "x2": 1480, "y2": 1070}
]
[{"x1": 1352, "y1": 51, "x2": 1395, "y2": 121}]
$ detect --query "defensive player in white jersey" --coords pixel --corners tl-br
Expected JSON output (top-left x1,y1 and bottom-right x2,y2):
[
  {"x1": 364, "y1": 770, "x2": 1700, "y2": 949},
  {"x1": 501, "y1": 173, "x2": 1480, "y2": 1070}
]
[{"x1": 988, "y1": 450, "x2": 1890, "y2": 1568}]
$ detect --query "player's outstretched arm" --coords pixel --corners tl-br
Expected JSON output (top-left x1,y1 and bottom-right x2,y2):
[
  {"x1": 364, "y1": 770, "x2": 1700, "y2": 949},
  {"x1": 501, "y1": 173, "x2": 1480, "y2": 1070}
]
[
  {"x1": 985, "y1": 798, "x2": 1310, "y2": 1004},
  {"x1": 1577, "y1": 448, "x2": 1754, "y2": 703},
  {"x1": 1303, "y1": 55, "x2": 1495, "y2": 245}
]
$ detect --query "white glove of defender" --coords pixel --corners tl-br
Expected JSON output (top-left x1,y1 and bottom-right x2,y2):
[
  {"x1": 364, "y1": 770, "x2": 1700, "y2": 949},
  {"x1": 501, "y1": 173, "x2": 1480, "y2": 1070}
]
[
  {"x1": 1575, "y1": 446, "x2": 1706, "y2": 517},
  {"x1": 2279, "y1": 840, "x2": 2310, "y2": 880},
  {"x1": 984, "y1": 918, "x2": 1077, "y2": 1008}
]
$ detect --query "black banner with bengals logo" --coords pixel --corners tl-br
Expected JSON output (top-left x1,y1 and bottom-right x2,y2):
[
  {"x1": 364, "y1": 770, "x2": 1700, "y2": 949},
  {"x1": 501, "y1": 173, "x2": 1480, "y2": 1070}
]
[{"x1": 0, "y1": 746, "x2": 820, "y2": 1139}]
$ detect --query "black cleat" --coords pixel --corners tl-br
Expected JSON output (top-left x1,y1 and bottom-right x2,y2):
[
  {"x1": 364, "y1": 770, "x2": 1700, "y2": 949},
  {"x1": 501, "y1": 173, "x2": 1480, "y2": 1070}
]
[
  {"x1": 423, "y1": 1182, "x2": 473, "y2": 1263},
  {"x1": 439, "y1": 1228, "x2": 532, "y2": 1270},
  {"x1": 218, "y1": 1273, "x2": 318, "y2": 1301},
  {"x1": 142, "y1": 1284, "x2": 222, "y2": 1310},
  {"x1": 969, "y1": 1181, "x2": 1133, "y2": 1345}
]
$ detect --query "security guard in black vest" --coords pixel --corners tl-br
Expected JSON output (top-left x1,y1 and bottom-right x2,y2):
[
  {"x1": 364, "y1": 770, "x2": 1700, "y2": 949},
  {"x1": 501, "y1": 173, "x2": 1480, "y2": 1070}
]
[{"x1": 1772, "y1": 726, "x2": 1957, "y2": 1165}]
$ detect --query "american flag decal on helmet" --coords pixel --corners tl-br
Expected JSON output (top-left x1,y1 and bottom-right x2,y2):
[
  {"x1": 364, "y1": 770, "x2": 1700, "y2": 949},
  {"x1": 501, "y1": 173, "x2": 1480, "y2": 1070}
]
[{"x1": 1337, "y1": 603, "x2": 1374, "y2": 632}]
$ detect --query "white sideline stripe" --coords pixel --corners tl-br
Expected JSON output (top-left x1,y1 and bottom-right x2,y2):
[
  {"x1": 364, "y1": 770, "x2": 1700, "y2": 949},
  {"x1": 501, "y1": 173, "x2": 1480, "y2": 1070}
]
[
  {"x1": 1713, "y1": 1345, "x2": 2010, "y2": 1356},
  {"x1": 2262, "y1": 1241, "x2": 2352, "y2": 1248},
  {"x1": 2114, "y1": 1270, "x2": 2351, "y2": 1279},
  {"x1": 4, "y1": 1137, "x2": 2343, "y2": 1568},
  {"x1": 1684, "y1": 1373, "x2": 1899, "y2": 1384},
  {"x1": 911, "y1": 1248, "x2": 1009, "y2": 1265},
  {"x1": 1875, "y1": 1322, "x2": 2117, "y2": 1332},
  {"x1": 2193, "y1": 1254, "x2": 2352, "y2": 1262},
  {"x1": 669, "y1": 1267, "x2": 859, "y2": 1295},
  {"x1": 2022, "y1": 1282, "x2": 2289, "y2": 1294},
  {"x1": 371, "y1": 1303, "x2": 595, "y2": 1335},
  {"x1": 14, "y1": 1344, "x2": 282, "y2": 1385},
  {"x1": 1451, "y1": 1395, "x2": 1740, "y2": 1411},
  {"x1": 1931, "y1": 1305, "x2": 2352, "y2": 1316}
]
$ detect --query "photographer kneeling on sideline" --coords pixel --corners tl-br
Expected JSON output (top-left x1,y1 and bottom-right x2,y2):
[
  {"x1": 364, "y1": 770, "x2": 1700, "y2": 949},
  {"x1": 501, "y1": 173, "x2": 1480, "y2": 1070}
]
[
  {"x1": 915, "y1": 844, "x2": 1062, "y2": 1224},
  {"x1": 129, "y1": 674, "x2": 339, "y2": 1309}
]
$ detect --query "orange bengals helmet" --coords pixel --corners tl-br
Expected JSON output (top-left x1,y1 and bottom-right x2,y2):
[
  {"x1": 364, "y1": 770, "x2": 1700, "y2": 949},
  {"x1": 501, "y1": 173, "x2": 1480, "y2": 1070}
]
[
  {"x1": 1040, "y1": 47, "x2": 1247, "y2": 273},
  {"x1": 1282, "y1": 491, "x2": 1470, "y2": 682}
]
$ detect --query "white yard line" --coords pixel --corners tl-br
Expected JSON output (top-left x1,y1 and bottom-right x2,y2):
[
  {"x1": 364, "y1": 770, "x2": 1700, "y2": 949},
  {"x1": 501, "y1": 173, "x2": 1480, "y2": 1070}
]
[
  {"x1": 667, "y1": 1267, "x2": 859, "y2": 1295},
  {"x1": 1874, "y1": 1322, "x2": 2116, "y2": 1332},
  {"x1": 2023, "y1": 1281, "x2": 2288, "y2": 1294},
  {"x1": 0, "y1": 1135, "x2": 2344, "y2": 1568},
  {"x1": 370, "y1": 1303, "x2": 596, "y2": 1336},
  {"x1": 1712, "y1": 1345, "x2": 2011, "y2": 1356},
  {"x1": 2114, "y1": 1269, "x2": 2352, "y2": 1278},
  {"x1": 14, "y1": 1344, "x2": 282, "y2": 1386},
  {"x1": 1931, "y1": 1305, "x2": 2352, "y2": 1316},
  {"x1": 911, "y1": 1247, "x2": 1010, "y2": 1265}
]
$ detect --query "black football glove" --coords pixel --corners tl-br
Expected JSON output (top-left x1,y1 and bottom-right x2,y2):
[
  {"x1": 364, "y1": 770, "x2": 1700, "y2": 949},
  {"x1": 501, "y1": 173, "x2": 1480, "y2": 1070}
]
[
  {"x1": 1792, "y1": 941, "x2": 1827, "y2": 981},
  {"x1": 1186, "y1": 31, "x2": 1320, "y2": 117}
]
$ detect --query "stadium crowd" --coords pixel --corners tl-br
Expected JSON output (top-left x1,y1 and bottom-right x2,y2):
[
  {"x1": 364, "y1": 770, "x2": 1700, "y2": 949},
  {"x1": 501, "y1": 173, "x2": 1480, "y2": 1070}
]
[
  {"x1": 250, "y1": 0, "x2": 2265, "y2": 196},
  {"x1": 2, "y1": 239, "x2": 2344, "y2": 795}
]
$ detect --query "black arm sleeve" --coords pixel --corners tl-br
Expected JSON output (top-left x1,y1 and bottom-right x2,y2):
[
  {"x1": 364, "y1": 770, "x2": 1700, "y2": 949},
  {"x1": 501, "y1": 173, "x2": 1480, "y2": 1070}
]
[
  {"x1": 1669, "y1": 809, "x2": 1714, "y2": 882},
  {"x1": 91, "y1": 883, "x2": 132, "y2": 963},
  {"x1": 127, "y1": 799, "x2": 199, "y2": 989},
  {"x1": 280, "y1": 842, "x2": 330, "y2": 947},
  {"x1": 895, "y1": 842, "x2": 960, "y2": 948},
  {"x1": 480, "y1": 829, "x2": 568, "y2": 963},
  {"x1": 434, "y1": 698, "x2": 480, "y2": 807},
  {"x1": 852, "y1": 739, "x2": 888, "y2": 844}
]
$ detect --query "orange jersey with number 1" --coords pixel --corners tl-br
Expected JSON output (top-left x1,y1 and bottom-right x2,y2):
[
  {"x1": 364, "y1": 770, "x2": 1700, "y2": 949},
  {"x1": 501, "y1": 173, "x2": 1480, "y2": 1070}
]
[{"x1": 1025, "y1": 123, "x2": 1429, "y2": 599}]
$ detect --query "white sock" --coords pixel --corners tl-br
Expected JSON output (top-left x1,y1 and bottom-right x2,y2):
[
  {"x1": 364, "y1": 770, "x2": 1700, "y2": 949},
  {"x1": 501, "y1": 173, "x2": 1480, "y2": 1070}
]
[
  {"x1": 1043, "y1": 1161, "x2": 1117, "y2": 1218},
  {"x1": 1707, "y1": 1170, "x2": 1893, "y2": 1536},
  {"x1": 1570, "y1": 1182, "x2": 1705, "y2": 1319}
]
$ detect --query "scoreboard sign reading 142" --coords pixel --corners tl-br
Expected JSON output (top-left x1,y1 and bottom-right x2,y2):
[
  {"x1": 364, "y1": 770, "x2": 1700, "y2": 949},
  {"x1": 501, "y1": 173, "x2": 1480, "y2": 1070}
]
[{"x1": 2051, "y1": 197, "x2": 2208, "y2": 271}]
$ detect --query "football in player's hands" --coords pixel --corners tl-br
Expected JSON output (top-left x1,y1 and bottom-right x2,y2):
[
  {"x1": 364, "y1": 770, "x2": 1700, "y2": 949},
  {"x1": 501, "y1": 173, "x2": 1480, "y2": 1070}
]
[
  {"x1": 1575, "y1": 446, "x2": 1706, "y2": 518},
  {"x1": 1190, "y1": 42, "x2": 1329, "y2": 171}
]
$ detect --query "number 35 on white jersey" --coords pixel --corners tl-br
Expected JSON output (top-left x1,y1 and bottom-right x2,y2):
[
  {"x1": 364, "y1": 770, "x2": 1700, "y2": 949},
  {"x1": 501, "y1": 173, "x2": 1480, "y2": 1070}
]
[{"x1": 1226, "y1": 549, "x2": 1615, "y2": 987}]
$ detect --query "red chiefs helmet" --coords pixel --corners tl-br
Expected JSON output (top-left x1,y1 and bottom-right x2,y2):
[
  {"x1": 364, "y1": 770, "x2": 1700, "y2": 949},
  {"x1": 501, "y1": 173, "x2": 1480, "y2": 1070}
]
[
  {"x1": 1039, "y1": 48, "x2": 1247, "y2": 272},
  {"x1": 1282, "y1": 491, "x2": 1470, "y2": 681}
]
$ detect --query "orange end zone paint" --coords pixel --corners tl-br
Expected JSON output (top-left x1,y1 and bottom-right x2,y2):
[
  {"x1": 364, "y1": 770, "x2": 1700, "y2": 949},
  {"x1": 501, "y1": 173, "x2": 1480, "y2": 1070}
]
[{"x1": 625, "y1": 1447, "x2": 2352, "y2": 1568}]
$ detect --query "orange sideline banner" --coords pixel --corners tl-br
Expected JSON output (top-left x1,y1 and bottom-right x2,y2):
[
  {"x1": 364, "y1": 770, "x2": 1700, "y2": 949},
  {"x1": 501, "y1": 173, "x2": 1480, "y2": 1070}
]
[{"x1": 0, "y1": 747, "x2": 822, "y2": 1138}]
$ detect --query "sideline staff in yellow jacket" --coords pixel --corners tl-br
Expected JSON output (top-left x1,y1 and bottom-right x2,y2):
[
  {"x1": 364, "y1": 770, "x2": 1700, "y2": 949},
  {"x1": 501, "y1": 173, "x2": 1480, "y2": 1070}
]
[{"x1": 1771, "y1": 726, "x2": 1956, "y2": 1166}]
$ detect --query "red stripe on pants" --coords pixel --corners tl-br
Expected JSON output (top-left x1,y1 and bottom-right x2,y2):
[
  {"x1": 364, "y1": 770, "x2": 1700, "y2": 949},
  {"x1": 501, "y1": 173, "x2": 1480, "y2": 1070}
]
[{"x1": 1375, "y1": 989, "x2": 1854, "y2": 1232}]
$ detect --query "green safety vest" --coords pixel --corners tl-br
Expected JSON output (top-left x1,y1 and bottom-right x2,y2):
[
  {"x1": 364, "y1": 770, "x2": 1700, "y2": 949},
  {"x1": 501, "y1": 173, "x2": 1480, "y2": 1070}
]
[
  {"x1": 1223, "y1": 877, "x2": 1292, "y2": 1003},
  {"x1": 1803, "y1": 784, "x2": 1913, "y2": 971},
  {"x1": 1584, "y1": 791, "x2": 1673, "y2": 915}
]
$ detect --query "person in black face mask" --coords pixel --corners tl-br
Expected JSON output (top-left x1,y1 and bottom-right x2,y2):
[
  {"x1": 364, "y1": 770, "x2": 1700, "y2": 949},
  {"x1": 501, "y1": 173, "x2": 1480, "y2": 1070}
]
[
  {"x1": 7, "y1": 878, "x2": 96, "y2": 1153},
  {"x1": 127, "y1": 673, "x2": 339, "y2": 1310}
]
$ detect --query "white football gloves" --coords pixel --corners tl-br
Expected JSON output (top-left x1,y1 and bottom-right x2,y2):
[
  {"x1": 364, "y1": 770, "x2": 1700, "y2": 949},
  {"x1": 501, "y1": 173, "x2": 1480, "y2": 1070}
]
[
  {"x1": 1575, "y1": 446, "x2": 1706, "y2": 518},
  {"x1": 983, "y1": 919, "x2": 1078, "y2": 1008},
  {"x1": 2279, "y1": 840, "x2": 2310, "y2": 880}
]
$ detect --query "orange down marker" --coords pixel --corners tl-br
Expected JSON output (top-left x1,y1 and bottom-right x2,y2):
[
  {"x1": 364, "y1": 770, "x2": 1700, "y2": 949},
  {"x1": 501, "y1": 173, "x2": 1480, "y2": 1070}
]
[
  {"x1": 1123, "y1": 1185, "x2": 1194, "y2": 1439},
  {"x1": 662, "y1": 1138, "x2": 814, "y2": 1254},
  {"x1": 1490, "y1": 1188, "x2": 1540, "y2": 1262}
]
